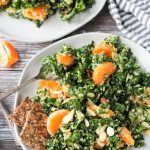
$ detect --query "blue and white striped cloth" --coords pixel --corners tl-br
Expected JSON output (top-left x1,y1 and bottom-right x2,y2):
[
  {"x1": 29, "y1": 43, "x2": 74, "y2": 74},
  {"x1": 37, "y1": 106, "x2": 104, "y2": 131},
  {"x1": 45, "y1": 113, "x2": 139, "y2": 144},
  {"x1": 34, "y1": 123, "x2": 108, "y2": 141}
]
[{"x1": 108, "y1": 0, "x2": 150, "y2": 51}]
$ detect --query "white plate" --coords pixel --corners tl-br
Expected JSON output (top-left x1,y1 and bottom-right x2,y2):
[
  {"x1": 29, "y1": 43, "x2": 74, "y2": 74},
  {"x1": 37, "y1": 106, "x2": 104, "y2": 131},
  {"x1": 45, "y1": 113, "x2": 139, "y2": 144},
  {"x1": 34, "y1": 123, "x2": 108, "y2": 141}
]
[
  {"x1": 0, "y1": 0, "x2": 106, "y2": 43},
  {"x1": 14, "y1": 32, "x2": 150, "y2": 150}
]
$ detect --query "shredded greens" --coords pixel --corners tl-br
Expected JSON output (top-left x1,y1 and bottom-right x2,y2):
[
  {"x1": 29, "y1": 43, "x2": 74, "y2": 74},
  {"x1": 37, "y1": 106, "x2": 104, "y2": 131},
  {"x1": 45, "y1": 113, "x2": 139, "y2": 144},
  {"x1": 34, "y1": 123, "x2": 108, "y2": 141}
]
[{"x1": 33, "y1": 36, "x2": 150, "y2": 150}]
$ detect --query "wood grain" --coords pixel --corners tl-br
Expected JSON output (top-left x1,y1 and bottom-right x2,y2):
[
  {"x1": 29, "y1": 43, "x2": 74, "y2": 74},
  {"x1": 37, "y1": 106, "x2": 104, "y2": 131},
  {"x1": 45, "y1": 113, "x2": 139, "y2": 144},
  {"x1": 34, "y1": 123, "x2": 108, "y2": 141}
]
[{"x1": 0, "y1": 4, "x2": 120, "y2": 150}]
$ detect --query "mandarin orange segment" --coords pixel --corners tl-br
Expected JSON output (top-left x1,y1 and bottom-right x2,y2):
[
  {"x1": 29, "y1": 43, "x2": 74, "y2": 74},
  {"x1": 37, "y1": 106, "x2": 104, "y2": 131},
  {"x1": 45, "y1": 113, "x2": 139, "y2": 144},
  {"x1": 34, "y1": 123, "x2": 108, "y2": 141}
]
[
  {"x1": 107, "y1": 109, "x2": 115, "y2": 117},
  {"x1": 0, "y1": 0, "x2": 9, "y2": 6},
  {"x1": 56, "y1": 53, "x2": 75, "y2": 67},
  {"x1": 120, "y1": 127, "x2": 135, "y2": 146},
  {"x1": 92, "y1": 62, "x2": 116, "y2": 85},
  {"x1": 2, "y1": 40, "x2": 19, "y2": 61},
  {"x1": 39, "y1": 80, "x2": 62, "y2": 99},
  {"x1": 0, "y1": 40, "x2": 19, "y2": 67},
  {"x1": 22, "y1": 4, "x2": 49, "y2": 21},
  {"x1": 86, "y1": 100, "x2": 98, "y2": 112},
  {"x1": 47, "y1": 109, "x2": 70, "y2": 136},
  {"x1": 92, "y1": 42, "x2": 117, "y2": 58}
]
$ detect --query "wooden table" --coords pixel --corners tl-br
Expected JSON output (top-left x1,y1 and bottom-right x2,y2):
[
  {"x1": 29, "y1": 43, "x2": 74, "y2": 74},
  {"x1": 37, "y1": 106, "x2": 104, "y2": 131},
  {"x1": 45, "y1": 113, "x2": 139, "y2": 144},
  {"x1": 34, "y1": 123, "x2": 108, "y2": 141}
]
[{"x1": 0, "y1": 4, "x2": 120, "y2": 150}]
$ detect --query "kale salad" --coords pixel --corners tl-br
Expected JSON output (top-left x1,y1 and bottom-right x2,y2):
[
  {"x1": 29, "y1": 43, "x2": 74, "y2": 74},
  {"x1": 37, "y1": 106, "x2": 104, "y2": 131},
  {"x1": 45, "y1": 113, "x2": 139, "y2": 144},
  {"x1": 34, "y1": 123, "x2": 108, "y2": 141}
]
[
  {"x1": 33, "y1": 35, "x2": 150, "y2": 150},
  {"x1": 0, "y1": 0, "x2": 95, "y2": 27}
]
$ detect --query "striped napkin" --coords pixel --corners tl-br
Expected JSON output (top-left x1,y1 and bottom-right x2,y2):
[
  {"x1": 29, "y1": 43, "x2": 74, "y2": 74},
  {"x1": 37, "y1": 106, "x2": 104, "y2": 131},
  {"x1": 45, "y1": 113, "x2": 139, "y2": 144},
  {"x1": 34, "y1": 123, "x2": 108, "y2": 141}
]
[{"x1": 108, "y1": 0, "x2": 150, "y2": 51}]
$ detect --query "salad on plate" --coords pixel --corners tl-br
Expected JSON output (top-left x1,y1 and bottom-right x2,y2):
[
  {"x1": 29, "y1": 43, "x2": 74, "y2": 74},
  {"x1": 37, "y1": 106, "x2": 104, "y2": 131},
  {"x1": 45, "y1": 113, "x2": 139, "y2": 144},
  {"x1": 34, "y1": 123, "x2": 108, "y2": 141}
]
[
  {"x1": 0, "y1": 0, "x2": 95, "y2": 27},
  {"x1": 9, "y1": 35, "x2": 150, "y2": 150}
]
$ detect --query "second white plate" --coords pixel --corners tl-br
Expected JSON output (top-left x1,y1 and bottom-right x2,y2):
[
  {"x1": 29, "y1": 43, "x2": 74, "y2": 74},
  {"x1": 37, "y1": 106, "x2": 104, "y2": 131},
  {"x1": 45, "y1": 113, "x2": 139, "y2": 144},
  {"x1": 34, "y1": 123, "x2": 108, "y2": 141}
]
[{"x1": 0, "y1": 0, "x2": 106, "y2": 43}]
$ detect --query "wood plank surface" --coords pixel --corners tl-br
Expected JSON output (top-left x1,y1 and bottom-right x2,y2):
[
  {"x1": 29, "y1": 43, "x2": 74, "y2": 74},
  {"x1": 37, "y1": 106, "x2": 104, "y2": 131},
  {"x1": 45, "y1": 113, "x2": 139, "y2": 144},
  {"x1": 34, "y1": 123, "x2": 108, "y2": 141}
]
[{"x1": 0, "y1": 4, "x2": 120, "y2": 150}]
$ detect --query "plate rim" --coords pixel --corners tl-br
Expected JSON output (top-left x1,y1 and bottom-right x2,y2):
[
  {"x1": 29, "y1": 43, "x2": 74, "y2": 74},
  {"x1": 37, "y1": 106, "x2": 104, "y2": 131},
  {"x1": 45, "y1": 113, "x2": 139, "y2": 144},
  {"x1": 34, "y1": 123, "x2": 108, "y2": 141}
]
[
  {"x1": 0, "y1": 0, "x2": 106, "y2": 43},
  {"x1": 14, "y1": 32, "x2": 150, "y2": 150}
]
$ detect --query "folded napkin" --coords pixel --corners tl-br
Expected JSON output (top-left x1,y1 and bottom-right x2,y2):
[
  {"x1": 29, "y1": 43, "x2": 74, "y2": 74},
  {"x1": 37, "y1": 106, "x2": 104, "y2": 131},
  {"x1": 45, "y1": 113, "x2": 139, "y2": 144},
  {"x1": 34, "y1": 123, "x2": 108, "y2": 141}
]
[{"x1": 108, "y1": 0, "x2": 150, "y2": 51}]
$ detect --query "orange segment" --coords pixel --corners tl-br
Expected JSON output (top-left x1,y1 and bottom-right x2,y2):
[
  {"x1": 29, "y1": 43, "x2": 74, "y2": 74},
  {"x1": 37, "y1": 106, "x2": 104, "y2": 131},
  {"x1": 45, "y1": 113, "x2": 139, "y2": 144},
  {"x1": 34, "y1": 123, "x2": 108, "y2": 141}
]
[
  {"x1": 47, "y1": 109, "x2": 70, "y2": 136},
  {"x1": 39, "y1": 80, "x2": 62, "y2": 99},
  {"x1": 107, "y1": 109, "x2": 115, "y2": 117},
  {"x1": 120, "y1": 127, "x2": 135, "y2": 146},
  {"x1": 92, "y1": 42, "x2": 117, "y2": 58},
  {"x1": 2, "y1": 40, "x2": 18, "y2": 61},
  {"x1": 22, "y1": 4, "x2": 49, "y2": 21},
  {"x1": 0, "y1": 0, "x2": 9, "y2": 6},
  {"x1": 92, "y1": 62, "x2": 116, "y2": 85},
  {"x1": 56, "y1": 53, "x2": 75, "y2": 67},
  {"x1": 0, "y1": 40, "x2": 19, "y2": 67},
  {"x1": 86, "y1": 100, "x2": 98, "y2": 112}
]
